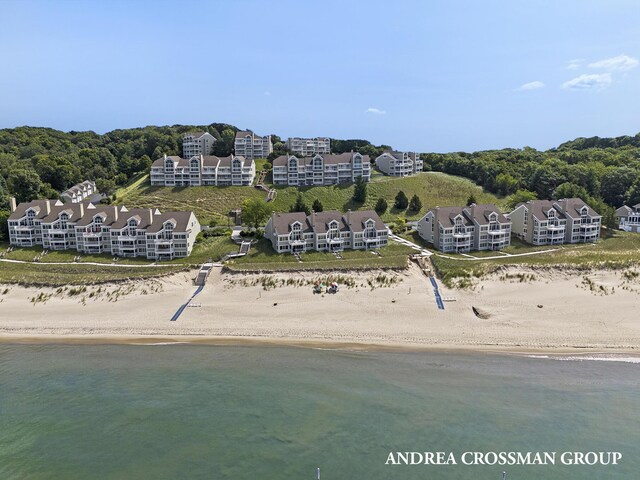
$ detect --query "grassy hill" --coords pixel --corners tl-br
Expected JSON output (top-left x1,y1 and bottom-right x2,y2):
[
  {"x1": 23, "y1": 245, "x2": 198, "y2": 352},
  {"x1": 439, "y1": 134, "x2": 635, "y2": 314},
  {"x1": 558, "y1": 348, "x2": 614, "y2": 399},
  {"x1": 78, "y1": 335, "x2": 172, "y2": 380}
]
[{"x1": 116, "y1": 171, "x2": 503, "y2": 226}]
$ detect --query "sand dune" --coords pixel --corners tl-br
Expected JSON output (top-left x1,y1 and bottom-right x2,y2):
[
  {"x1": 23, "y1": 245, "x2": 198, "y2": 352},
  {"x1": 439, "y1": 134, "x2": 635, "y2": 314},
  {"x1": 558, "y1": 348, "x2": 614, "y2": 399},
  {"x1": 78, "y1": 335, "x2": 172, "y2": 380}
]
[{"x1": 1, "y1": 264, "x2": 639, "y2": 353}]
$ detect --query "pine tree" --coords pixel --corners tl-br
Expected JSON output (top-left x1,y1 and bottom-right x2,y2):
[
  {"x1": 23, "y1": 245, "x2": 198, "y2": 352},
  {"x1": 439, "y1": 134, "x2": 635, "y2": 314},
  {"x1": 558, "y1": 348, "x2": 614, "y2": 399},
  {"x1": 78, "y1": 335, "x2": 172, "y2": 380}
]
[
  {"x1": 290, "y1": 193, "x2": 310, "y2": 215},
  {"x1": 375, "y1": 197, "x2": 388, "y2": 214},
  {"x1": 394, "y1": 190, "x2": 408, "y2": 210},
  {"x1": 312, "y1": 199, "x2": 324, "y2": 212},
  {"x1": 408, "y1": 194, "x2": 422, "y2": 212},
  {"x1": 466, "y1": 194, "x2": 477, "y2": 206},
  {"x1": 352, "y1": 176, "x2": 367, "y2": 203}
]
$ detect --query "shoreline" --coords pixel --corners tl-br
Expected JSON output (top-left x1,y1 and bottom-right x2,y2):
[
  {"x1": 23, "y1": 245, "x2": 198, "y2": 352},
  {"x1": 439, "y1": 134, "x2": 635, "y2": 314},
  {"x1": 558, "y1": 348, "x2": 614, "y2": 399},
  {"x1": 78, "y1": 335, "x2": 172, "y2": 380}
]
[
  {"x1": 2, "y1": 264, "x2": 639, "y2": 357},
  {"x1": 1, "y1": 333, "x2": 638, "y2": 357}
]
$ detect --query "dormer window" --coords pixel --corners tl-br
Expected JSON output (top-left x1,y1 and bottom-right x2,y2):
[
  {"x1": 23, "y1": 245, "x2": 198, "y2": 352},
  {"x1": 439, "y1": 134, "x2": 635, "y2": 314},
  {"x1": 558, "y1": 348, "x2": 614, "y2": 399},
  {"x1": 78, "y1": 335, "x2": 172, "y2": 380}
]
[
  {"x1": 165, "y1": 158, "x2": 174, "y2": 172},
  {"x1": 288, "y1": 157, "x2": 298, "y2": 171}
]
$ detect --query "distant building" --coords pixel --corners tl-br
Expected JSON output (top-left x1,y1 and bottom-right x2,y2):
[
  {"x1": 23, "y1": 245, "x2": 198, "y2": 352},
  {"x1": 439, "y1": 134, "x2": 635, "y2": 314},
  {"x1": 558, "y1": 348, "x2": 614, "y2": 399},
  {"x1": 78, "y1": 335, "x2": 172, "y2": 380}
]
[
  {"x1": 7, "y1": 198, "x2": 200, "y2": 260},
  {"x1": 183, "y1": 132, "x2": 217, "y2": 158},
  {"x1": 375, "y1": 151, "x2": 423, "y2": 177},
  {"x1": 507, "y1": 198, "x2": 601, "y2": 245},
  {"x1": 265, "y1": 210, "x2": 388, "y2": 254},
  {"x1": 60, "y1": 180, "x2": 96, "y2": 204},
  {"x1": 416, "y1": 204, "x2": 511, "y2": 253},
  {"x1": 272, "y1": 153, "x2": 371, "y2": 186},
  {"x1": 234, "y1": 131, "x2": 272, "y2": 160},
  {"x1": 150, "y1": 154, "x2": 255, "y2": 187},
  {"x1": 615, "y1": 203, "x2": 640, "y2": 232},
  {"x1": 286, "y1": 137, "x2": 331, "y2": 156}
]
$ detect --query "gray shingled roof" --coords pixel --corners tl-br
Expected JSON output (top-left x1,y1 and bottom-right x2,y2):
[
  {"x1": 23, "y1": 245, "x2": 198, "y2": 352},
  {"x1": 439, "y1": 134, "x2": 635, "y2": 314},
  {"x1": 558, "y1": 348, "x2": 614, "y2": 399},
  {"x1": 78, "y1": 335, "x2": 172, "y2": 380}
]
[
  {"x1": 516, "y1": 200, "x2": 567, "y2": 221},
  {"x1": 272, "y1": 153, "x2": 370, "y2": 167},
  {"x1": 308, "y1": 211, "x2": 349, "y2": 233},
  {"x1": 151, "y1": 154, "x2": 251, "y2": 168},
  {"x1": 555, "y1": 198, "x2": 600, "y2": 218}
]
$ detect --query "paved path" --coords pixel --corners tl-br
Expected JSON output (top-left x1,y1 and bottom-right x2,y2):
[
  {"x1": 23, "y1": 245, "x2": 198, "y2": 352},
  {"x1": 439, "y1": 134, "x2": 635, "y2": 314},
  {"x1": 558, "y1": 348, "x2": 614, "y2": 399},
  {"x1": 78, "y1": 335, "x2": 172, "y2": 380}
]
[
  {"x1": 434, "y1": 248, "x2": 561, "y2": 261},
  {"x1": 387, "y1": 232, "x2": 433, "y2": 256},
  {"x1": 0, "y1": 258, "x2": 182, "y2": 268}
]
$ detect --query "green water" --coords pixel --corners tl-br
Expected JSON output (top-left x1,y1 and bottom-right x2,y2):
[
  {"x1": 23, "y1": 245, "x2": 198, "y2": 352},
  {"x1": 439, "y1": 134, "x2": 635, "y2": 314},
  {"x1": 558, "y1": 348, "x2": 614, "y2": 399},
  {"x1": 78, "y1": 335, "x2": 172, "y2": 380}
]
[{"x1": 0, "y1": 345, "x2": 638, "y2": 479}]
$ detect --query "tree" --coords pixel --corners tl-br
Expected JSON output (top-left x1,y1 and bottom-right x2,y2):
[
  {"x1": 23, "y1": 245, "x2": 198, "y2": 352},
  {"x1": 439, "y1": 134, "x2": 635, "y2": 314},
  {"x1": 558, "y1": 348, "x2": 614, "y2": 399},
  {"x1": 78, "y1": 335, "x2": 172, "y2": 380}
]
[
  {"x1": 408, "y1": 194, "x2": 422, "y2": 212},
  {"x1": 600, "y1": 167, "x2": 638, "y2": 207},
  {"x1": 466, "y1": 194, "x2": 477, "y2": 206},
  {"x1": 312, "y1": 199, "x2": 323, "y2": 212},
  {"x1": 95, "y1": 178, "x2": 117, "y2": 197},
  {"x1": 290, "y1": 193, "x2": 310, "y2": 215},
  {"x1": 212, "y1": 128, "x2": 235, "y2": 156},
  {"x1": 242, "y1": 197, "x2": 272, "y2": 229},
  {"x1": 6, "y1": 169, "x2": 44, "y2": 203},
  {"x1": 375, "y1": 197, "x2": 388, "y2": 214},
  {"x1": 494, "y1": 173, "x2": 519, "y2": 196},
  {"x1": 394, "y1": 191, "x2": 408, "y2": 210},
  {"x1": 352, "y1": 176, "x2": 367, "y2": 203},
  {"x1": 552, "y1": 182, "x2": 590, "y2": 201},
  {"x1": 625, "y1": 178, "x2": 640, "y2": 207},
  {"x1": 505, "y1": 189, "x2": 537, "y2": 211}
]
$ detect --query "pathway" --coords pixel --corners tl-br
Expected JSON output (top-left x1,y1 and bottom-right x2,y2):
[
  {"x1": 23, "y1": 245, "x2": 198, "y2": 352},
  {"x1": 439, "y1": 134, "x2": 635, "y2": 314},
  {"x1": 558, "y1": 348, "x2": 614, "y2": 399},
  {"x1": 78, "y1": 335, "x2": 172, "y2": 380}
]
[
  {"x1": 0, "y1": 258, "x2": 182, "y2": 268},
  {"x1": 387, "y1": 232, "x2": 433, "y2": 256}
]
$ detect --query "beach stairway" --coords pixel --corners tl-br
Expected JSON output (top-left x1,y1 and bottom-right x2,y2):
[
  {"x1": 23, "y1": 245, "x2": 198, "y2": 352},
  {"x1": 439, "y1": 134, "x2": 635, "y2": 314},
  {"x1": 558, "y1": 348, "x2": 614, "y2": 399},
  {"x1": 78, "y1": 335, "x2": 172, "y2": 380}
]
[
  {"x1": 239, "y1": 241, "x2": 251, "y2": 255},
  {"x1": 195, "y1": 263, "x2": 214, "y2": 286}
]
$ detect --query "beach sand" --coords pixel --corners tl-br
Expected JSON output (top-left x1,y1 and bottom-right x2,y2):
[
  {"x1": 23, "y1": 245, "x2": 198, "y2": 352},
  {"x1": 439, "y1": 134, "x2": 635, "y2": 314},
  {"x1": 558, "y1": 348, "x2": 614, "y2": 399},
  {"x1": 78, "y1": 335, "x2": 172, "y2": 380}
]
[{"x1": 1, "y1": 264, "x2": 639, "y2": 353}]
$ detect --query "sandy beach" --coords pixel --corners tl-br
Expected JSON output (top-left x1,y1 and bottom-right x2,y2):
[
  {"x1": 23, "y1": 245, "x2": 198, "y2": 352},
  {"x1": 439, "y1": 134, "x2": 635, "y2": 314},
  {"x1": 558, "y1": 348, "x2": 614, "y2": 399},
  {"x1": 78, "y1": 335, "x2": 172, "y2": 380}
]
[{"x1": 1, "y1": 263, "x2": 639, "y2": 353}]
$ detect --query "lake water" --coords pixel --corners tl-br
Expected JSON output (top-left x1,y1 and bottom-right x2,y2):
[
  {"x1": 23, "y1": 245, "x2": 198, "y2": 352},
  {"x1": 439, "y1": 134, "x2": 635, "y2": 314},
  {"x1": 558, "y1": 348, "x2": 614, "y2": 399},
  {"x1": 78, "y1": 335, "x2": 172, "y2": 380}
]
[{"x1": 0, "y1": 344, "x2": 638, "y2": 479}]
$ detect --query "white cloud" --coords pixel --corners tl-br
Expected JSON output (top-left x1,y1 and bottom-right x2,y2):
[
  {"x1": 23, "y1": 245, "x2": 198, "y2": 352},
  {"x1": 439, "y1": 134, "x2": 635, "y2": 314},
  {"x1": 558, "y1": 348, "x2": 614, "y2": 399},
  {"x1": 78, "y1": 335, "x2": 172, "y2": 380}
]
[
  {"x1": 562, "y1": 73, "x2": 612, "y2": 90},
  {"x1": 516, "y1": 81, "x2": 545, "y2": 91},
  {"x1": 588, "y1": 54, "x2": 638, "y2": 71},
  {"x1": 567, "y1": 58, "x2": 584, "y2": 70},
  {"x1": 365, "y1": 107, "x2": 386, "y2": 115}
]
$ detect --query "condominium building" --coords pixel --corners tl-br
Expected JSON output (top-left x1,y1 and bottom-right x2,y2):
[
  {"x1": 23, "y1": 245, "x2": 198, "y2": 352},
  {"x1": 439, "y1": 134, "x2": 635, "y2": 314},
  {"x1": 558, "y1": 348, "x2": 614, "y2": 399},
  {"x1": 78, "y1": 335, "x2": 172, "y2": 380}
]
[
  {"x1": 182, "y1": 132, "x2": 217, "y2": 158},
  {"x1": 272, "y1": 153, "x2": 371, "y2": 186},
  {"x1": 265, "y1": 209, "x2": 388, "y2": 254},
  {"x1": 286, "y1": 137, "x2": 331, "y2": 156},
  {"x1": 150, "y1": 154, "x2": 255, "y2": 186},
  {"x1": 507, "y1": 198, "x2": 601, "y2": 245},
  {"x1": 615, "y1": 203, "x2": 640, "y2": 232},
  {"x1": 7, "y1": 198, "x2": 200, "y2": 260},
  {"x1": 416, "y1": 204, "x2": 511, "y2": 253},
  {"x1": 374, "y1": 151, "x2": 423, "y2": 177},
  {"x1": 234, "y1": 131, "x2": 272, "y2": 160},
  {"x1": 60, "y1": 180, "x2": 96, "y2": 204}
]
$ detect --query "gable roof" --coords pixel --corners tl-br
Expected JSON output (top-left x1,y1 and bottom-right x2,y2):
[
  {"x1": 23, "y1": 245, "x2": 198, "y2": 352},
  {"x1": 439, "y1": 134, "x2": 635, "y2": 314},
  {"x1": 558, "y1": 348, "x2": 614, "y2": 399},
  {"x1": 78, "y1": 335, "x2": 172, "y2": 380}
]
[
  {"x1": 555, "y1": 198, "x2": 600, "y2": 218},
  {"x1": 272, "y1": 153, "x2": 371, "y2": 167}
]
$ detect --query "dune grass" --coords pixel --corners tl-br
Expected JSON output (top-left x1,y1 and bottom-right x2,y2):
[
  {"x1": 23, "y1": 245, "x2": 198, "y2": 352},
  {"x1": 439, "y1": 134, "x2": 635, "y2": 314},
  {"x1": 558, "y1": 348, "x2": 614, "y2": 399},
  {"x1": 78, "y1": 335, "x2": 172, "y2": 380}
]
[
  {"x1": 431, "y1": 230, "x2": 640, "y2": 287},
  {"x1": 116, "y1": 172, "x2": 504, "y2": 226}
]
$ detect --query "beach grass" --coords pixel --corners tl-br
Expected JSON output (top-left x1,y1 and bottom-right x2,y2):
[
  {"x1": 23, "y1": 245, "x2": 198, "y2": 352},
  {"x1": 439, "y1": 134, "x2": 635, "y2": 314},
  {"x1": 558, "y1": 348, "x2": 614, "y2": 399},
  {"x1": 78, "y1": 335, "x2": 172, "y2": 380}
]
[
  {"x1": 431, "y1": 229, "x2": 640, "y2": 287},
  {"x1": 116, "y1": 171, "x2": 504, "y2": 225},
  {"x1": 0, "y1": 261, "x2": 188, "y2": 287}
]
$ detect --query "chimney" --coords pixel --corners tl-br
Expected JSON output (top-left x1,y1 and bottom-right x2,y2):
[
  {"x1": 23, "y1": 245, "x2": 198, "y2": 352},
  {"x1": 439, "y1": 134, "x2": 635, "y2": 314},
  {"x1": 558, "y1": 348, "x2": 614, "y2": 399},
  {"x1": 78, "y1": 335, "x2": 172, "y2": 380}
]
[
  {"x1": 113, "y1": 205, "x2": 118, "y2": 221},
  {"x1": 148, "y1": 208, "x2": 153, "y2": 225},
  {"x1": 9, "y1": 196, "x2": 17, "y2": 213},
  {"x1": 78, "y1": 203, "x2": 84, "y2": 218},
  {"x1": 45, "y1": 200, "x2": 51, "y2": 215}
]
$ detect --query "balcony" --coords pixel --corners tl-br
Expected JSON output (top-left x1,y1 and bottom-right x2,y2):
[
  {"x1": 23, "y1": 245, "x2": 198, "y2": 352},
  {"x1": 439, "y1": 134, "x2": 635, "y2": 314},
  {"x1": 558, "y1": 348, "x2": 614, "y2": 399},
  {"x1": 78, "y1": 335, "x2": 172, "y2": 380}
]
[
  {"x1": 288, "y1": 238, "x2": 305, "y2": 246},
  {"x1": 452, "y1": 231, "x2": 472, "y2": 239},
  {"x1": 547, "y1": 224, "x2": 564, "y2": 231}
]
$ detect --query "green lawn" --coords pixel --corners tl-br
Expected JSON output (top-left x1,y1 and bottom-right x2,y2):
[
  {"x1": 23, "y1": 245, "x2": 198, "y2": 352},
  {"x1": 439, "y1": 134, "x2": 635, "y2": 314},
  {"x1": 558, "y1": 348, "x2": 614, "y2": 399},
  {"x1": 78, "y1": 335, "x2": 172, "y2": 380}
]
[
  {"x1": 0, "y1": 236, "x2": 238, "y2": 286},
  {"x1": 431, "y1": 230, "x2": 640, "y2": 288},
  {"x1": 227, "y1": 239, "x2": 413, "y2": 272},
  {"x1": 116, "y1": 171, "x2": 504, "y2": 226}
]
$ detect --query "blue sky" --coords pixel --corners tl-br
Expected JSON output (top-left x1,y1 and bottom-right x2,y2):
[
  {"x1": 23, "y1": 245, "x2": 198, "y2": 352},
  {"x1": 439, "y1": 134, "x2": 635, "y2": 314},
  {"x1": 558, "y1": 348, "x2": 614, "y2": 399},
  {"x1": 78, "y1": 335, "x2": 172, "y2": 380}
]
[{"x1": 0, "y1": 0, "x2": 638, "y2": 152}]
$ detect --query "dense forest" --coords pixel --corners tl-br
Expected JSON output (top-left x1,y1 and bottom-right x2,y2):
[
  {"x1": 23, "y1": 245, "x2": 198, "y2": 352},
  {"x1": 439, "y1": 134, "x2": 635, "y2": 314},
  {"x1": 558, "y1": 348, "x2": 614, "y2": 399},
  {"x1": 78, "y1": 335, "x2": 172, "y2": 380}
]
[
  {"x1": 423, "y1": 132, "x2": 640, "y2": 226},
  {"x1": 1, "y1": 124, "x2": 639, "y2": 238}
]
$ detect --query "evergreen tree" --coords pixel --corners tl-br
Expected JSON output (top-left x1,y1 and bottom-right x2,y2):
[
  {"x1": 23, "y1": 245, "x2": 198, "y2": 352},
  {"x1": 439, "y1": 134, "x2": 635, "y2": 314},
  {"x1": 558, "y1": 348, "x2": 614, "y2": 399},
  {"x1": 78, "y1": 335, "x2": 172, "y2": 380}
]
[
  {"x1": 394, "y1": 190, "x2": 408, "y2": 210},
  {"x1": 466, "y1": 194, "x2": 477, "y2": 206},
  {"x1": 352, "y1": 176, "x2": 367, "y2": 203},
  {"x1": 375, "y1": 197, "x2": 388, "y2": 214},
  {"x1": 408, "y1": 194, "x2": 422, "y2": 212},
  {"x1": 312, "y1": 199, "x2": 323, "y2": 212},
  {"x1": 290, "y1": 193, "x2": 310, "y2": 215}
]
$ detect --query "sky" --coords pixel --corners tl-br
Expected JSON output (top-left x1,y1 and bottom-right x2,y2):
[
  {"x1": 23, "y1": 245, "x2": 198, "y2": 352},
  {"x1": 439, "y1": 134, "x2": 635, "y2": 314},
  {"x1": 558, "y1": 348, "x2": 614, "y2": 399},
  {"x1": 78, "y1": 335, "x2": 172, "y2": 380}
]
[{"x1": 0, "y1": 0, "x2": 639, "y2": 153}]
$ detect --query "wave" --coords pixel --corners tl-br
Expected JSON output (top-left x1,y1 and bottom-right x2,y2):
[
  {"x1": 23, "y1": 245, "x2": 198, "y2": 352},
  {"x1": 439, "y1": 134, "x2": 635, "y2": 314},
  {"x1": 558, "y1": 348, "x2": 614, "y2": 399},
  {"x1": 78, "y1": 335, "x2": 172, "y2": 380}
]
[{"x1": 526, "y1": 354, "x2": 640, "y2": 364}]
